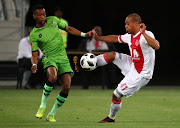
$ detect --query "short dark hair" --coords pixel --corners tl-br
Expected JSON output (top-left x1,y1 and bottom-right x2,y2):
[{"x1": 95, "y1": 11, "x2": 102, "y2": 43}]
[
  {"x1": 32, "y1": 4, "x2": 45, "y2": 14},
  {"x1": 127, "y1": 13, "x2": 142, "y2": 24}
]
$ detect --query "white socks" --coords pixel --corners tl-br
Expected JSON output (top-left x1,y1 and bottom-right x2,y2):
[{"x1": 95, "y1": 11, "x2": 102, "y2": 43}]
[{"x1": 109, "y1": 100, "x2": 122, "y2": 120}]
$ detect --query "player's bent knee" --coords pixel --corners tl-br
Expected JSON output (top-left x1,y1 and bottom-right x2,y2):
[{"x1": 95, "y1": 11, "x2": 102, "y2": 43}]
[
  {"x1": 107, "y1": 51, "x2": 116, "y2": 62},
  {"x1": 113, "y1": 88, "x2": 123, "y2": 99},
  {"x1": 48, "y1": 74, "x2": 57, "y2": 83},
  {"x1": 62, "y1": 85, "x2": 70, "y2": 93}
]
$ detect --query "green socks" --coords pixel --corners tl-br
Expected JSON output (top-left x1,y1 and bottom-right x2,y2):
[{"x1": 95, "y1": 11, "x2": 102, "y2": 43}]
[
  {"x1": 39, "y1": 81, "x2": 54, "y2": 109},
  {"x1": 48, "y1": 91, "x2": 68, "y2": 116},
  {"x1": 39, "y1": 81, "x2": 68, "y2": 116}
]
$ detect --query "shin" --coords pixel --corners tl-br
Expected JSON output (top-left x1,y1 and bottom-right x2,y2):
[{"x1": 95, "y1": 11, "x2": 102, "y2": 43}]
[
  {"x1": 109, "y1": 93, "x2": 123, "y2": 120},
  {"x1": 97, "y1": 51, "x2": 116, "y2": 67}
]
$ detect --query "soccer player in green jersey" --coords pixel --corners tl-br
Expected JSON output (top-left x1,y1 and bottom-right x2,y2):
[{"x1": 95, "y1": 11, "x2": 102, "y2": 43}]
[{"x1": 30, "y1": 4, "x2": 92, "y2": 122}]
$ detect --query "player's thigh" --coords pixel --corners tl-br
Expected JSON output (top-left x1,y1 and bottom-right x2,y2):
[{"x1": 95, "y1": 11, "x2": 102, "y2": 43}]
[
  {"x1": 112, "y1": 53, "x2": 132, "y2": 76},
  {"x1": 46, "y1": 66, "x2": 57, "y2": 82},
  {"x1": 57, "y1": 62, "x2": 74, "y2": 78},
  {"x1": 114, "y1": 71, "x2": 149, "y2": 98},
  {"x1": 43, "y1": 58, "x2": 58, "y2": 80}
]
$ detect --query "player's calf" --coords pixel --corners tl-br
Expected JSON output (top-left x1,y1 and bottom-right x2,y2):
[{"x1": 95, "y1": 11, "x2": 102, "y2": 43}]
[{"x1": 61, "y1": 74, "x2": 71, "y2": 94}]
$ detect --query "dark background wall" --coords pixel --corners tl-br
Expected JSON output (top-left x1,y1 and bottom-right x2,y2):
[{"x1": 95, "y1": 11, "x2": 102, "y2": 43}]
[{"x1": 24, "y1": 0, "x2": 179, "y2": 85}]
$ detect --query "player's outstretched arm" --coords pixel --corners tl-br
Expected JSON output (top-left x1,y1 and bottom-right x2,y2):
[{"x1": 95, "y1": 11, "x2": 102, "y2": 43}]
[
  {"x1": 92, "y1": 30, "x2": 119, "y2": 43},
  {"x1": 65, "y1": 26, "x2": 91, "y2": 37},
  {"x1": 140, "y1": 23, "x2": 160, "y2": 50},
  {"x1": 31, "y1": 51, "x2": 38, "y2": 73}
]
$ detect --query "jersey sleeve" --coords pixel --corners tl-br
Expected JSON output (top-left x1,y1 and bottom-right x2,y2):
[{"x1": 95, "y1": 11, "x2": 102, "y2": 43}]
[
  {"x1": 144, "y1": 31, "x2": 155, "y2": 45},
  {"x1": 145, "y1": 31, "x2": 155, "y2": 39},
  {"x1": 30, "y1": 34, "x2": 38, "y2": 52},
  {"x1": 54, "y1": 16, "x2": 66, "y2": 30},
  {"x1": 118, "y1": 33, "x2": 129, "y2": 44}
]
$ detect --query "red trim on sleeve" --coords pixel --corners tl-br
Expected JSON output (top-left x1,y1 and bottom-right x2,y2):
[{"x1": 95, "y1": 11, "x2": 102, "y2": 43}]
[
  {"x1": 112, "y1": 99, "x2": 122, "y2": 104},
  {"x1": 119, "y1": 35, "x2": 126, "y2": 44},
  {"x1": 103, "y1": 53, "x2": 110, "y2": 63},
  {"x1": 30, "y1": 43, "x2": 33, "y2": 49}
]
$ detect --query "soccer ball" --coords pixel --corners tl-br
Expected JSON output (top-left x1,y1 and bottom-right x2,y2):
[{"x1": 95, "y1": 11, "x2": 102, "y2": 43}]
[{"x1": 80, "y1": 53, "x2": 97, "y2": 71}]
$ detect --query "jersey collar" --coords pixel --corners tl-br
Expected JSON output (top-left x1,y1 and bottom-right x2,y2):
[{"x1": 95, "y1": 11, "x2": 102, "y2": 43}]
[
  {"x1": 132, "y1": 31, "x2": 141, "y2": 38},
  {"x1": 35, "y1": 20, "x2": 47, "y2": 29}
]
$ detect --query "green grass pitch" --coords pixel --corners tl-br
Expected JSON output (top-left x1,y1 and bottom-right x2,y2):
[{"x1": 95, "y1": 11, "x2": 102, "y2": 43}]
[{"x1": 0, "y1": 88, "x2": 180, "y2": 128}]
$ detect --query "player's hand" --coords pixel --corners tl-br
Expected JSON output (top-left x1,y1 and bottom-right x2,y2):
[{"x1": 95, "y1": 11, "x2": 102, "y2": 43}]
[
  {"x1": 85, "y1": 31, "x2": 92, "y2": 37},
  {"x1": 140, "y1": 23, "x2": 146, "y2": 34},
  {"x1": 31, "y1": 64, "x2": 37, "y2": 73},
  {"x1": 92, "y1": 29, "x2": 98, "y2": 40}
]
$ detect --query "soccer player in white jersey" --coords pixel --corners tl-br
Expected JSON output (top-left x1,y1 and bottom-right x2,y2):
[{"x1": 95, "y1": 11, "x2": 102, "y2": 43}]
[{"x1": 90, "y1": 13, "x2": 160, "y2": 123}]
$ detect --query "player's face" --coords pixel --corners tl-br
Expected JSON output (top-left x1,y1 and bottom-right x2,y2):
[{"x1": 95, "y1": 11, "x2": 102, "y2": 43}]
[
  {"x1": 125, "y1": 17, "x2": 138, "y2": 34},
  {"x1": 94, "y1": 27, "x2": 102, "y2": 36},
  {"x1": 33, "y1": 9, "x2": 46, "y2": 26}
]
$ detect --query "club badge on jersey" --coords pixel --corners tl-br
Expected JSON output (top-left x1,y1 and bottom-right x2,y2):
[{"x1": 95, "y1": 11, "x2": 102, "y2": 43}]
[{"x1": 51, "y1": 21, "x2": 57, "y2": 28}]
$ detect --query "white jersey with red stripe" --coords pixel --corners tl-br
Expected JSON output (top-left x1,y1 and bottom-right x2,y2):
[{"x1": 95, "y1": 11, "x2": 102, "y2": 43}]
[{"x1": 118, "y1": 30, "x2": 155, "y2": 79}]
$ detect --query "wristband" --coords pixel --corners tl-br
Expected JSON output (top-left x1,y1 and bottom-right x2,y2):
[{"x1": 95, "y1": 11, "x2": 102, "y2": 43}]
[
  {"x1": 81, "y1": 32, "x2": 86, "y2": 37},
  {"x1": 32, "y1": 64, "x2": 37, "y2": 66}
]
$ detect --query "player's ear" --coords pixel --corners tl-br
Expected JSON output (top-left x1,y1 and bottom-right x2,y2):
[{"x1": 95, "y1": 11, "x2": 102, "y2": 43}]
[{"x1": 33, "y1": 14, "x2": 35, "y2": 19}]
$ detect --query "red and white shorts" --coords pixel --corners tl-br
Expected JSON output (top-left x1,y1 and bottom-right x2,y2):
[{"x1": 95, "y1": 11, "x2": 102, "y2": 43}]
[{"x1": 113, "y1": 53, "x2": 150, "y2": 98}]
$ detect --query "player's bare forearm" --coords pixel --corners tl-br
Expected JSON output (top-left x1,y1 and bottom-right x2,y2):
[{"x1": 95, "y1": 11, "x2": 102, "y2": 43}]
[
  {"x1": 65, "y1": 26, "x2": 81, "y2": 36},
  {"x1": 31, "y1": 51, "x2": 38, "y2": 65},
  {"x1": 92, "y1": 29, "x2": 118, "y2": 43},
  {"x1": 65, "y1": 26, "x2": 91, "y2": 37},
  {"x1": 143, "y1": 32, "x2": 160, "y2": 50},
  {"x1": 140, "y1": 23, "x2": 160, "y2": 50},
  {"x1": 31, "y1": 51, "x2": 38, "y2": 73},
  {"x1": 95, "y1": 35, "x2": 119, "y2": 43}
]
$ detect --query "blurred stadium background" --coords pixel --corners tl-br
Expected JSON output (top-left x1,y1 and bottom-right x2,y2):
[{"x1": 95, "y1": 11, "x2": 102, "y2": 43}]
[{"x1": 0, "y1": 0, "x2": 179, "y2": 88}]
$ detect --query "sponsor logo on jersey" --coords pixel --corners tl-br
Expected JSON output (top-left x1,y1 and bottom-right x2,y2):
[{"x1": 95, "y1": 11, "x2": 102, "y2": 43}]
[{"x1": 39, "y1": 34, "x2": 42, "y2": 38}]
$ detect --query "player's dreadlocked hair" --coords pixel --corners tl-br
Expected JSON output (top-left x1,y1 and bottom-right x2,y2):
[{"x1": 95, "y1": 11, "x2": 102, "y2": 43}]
[
  {"x1": 127, "y1": 13, "x2": 142, "y2": 24},
  {"x1": 32, "y1": 4, "x2": 45, "y2": 14}
]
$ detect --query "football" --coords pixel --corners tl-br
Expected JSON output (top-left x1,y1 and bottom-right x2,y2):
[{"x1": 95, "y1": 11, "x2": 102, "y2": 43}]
[{"x1": 80, "y1": 53, "x2": 97, "y2": 71}]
